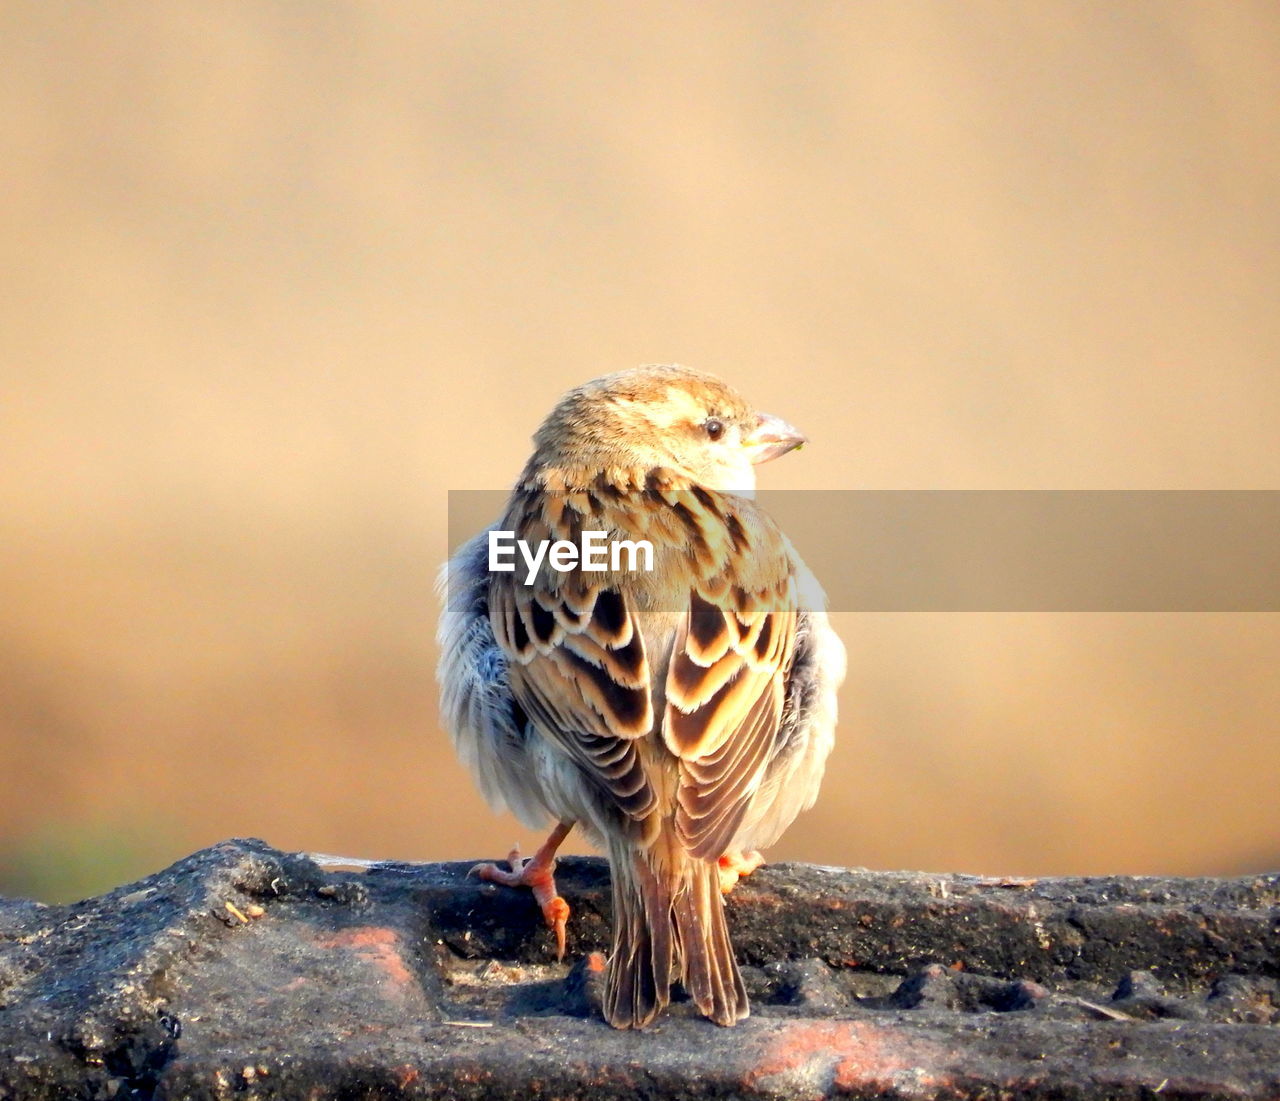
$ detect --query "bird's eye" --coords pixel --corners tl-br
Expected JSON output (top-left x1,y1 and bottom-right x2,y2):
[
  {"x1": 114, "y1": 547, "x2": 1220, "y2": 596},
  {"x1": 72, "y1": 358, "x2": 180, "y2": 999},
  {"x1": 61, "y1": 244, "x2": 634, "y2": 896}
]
[{"x1": 704, "y1": 418, "x2": 725, "y2": 441}]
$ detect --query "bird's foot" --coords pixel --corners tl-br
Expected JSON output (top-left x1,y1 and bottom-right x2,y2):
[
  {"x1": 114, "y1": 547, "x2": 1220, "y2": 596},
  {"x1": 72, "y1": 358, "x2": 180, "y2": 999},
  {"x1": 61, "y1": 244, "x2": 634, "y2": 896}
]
[
  {"x1": 717, "y1": 849, "x2": 765, "y2": 893},
  {"x1": 470, "y1": 824, "x2": 573, "y2": 959}
]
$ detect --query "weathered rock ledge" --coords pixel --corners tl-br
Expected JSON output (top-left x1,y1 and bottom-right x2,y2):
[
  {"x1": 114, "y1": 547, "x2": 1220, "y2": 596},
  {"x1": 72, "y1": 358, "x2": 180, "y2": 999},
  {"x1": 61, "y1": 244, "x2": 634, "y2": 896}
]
[{"x1": 1, "y1": 838, "x2": 1277, "y2": 1099}]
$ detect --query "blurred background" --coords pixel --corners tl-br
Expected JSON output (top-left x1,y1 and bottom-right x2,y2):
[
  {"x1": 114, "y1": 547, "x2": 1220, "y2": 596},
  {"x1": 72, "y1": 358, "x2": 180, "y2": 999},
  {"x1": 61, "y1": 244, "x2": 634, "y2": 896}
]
[{"x1": 3, "y1": 3, "x2": 1279, "y2": 902}]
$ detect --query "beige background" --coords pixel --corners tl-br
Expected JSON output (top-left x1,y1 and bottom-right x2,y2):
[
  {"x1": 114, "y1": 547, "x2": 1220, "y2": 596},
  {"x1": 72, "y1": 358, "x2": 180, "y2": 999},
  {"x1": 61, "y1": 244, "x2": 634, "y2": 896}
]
[{"x1": 3, "y1": 3, "x2": 1278, "y2": 901}]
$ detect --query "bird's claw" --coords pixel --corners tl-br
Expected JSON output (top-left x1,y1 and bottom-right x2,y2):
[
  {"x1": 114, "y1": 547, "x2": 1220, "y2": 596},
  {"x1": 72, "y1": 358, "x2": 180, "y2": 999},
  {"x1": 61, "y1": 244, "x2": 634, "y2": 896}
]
[
  {"x1": 717, "y1": 849, "x2": 765, "y2": 893},
  {"x1": 469, "y1": 844, "x2": 525, "y2": 881},
  {"x1": 470, "y1": 843, "x2": 570, "y2": 960}
]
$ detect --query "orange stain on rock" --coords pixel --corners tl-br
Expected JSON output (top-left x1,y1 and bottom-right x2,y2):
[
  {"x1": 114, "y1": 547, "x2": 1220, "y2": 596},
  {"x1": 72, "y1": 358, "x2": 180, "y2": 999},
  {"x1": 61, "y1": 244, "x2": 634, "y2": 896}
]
[
  {"x1": 390, "y1": 1064, "x2": 420, "y2": 1089},
  {"x1": 748, "y1": 1020, "x2": 952, "y2": 1094},
  {"x1": 314, "y1": 926, "x2": 414, "y2": 988}
]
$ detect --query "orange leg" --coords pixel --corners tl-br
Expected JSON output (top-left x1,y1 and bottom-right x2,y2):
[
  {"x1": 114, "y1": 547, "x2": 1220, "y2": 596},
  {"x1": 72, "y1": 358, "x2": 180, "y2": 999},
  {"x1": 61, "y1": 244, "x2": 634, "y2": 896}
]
[
  {"x1": 717, "y1": 849, "x2": 765, "y2": 893},
  {"x1": 470, "y1": 821, "x2": 574, "y2": 959}
]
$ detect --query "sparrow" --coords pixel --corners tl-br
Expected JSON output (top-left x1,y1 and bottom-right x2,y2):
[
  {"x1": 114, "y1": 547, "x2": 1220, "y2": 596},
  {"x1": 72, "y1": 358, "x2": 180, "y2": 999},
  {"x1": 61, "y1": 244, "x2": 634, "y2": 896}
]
[{"x1": 437, "y1": 364, "x2": 845, "y2": 1028}]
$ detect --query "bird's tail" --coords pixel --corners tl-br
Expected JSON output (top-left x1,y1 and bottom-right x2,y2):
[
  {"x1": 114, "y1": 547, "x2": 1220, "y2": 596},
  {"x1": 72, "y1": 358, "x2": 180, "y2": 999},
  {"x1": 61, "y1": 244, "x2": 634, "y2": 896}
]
[{"x1": 604, "y1": 845, "x2": 749, "y2": 1029}]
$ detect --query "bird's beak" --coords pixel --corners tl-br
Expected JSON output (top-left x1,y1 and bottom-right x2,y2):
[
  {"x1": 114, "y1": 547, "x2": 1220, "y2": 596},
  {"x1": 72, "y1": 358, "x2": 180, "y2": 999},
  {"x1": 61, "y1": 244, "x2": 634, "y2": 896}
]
[{"x1": 746, "y1": 412, "x2": 808, "y2": 465}]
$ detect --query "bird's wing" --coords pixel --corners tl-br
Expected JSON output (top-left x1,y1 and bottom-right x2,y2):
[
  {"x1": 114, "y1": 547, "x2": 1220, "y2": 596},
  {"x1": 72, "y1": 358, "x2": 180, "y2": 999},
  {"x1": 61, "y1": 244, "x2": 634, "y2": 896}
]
[
  {"x1": 742, "y1": 596, "x2": 845, "y2": 851},
  {"x1": 488, "y1": 492, "x2": 657, "y2": 821},
  {"x1": 486, "y1": 477, "x2": 803, "y2": 849},
  {"x1": 435, "y1": 529, "x2": 550, "y2": 828},
  {"x1": 661, "y1": 495, "x2": 800, "y2": 860}
]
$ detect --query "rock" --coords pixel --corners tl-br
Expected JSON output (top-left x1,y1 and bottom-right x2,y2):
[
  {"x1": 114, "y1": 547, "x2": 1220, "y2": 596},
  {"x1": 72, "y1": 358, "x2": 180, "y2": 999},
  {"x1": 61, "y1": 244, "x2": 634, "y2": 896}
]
[
  {"x1": 1111, "y1": 968, "x2": 1206, "y2": 1020},
  {"x1": 754, "y1": 957, "x2": 853, "y2": 1015},
  {"x1": 0, "y1": 838, "x2": 1278, "y2": 1099},
  {"x1": 1205, "y1": 974, "x2": 1280, "y2": 1025}
]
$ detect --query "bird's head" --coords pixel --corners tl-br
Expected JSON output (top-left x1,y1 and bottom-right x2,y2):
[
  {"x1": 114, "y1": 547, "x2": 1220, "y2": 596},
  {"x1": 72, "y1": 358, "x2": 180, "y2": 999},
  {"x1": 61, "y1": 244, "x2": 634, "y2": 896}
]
[{"x1": 530, "y1": 364, "x2": 807, "y2": 493}]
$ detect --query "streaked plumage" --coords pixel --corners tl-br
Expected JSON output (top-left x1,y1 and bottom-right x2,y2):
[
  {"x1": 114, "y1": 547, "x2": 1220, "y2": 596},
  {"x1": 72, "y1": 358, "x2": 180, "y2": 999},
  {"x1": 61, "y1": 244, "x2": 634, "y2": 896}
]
[{"x1": 437, "y1": 364, "x2": 845, "y2": 1028}]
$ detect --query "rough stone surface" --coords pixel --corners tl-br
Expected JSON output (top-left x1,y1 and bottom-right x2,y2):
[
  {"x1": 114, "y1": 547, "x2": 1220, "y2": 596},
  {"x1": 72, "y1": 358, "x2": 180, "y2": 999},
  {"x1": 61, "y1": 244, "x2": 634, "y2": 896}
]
[{"x1": 1, "y1": 838, "x2": 1278, "y2": 1099}]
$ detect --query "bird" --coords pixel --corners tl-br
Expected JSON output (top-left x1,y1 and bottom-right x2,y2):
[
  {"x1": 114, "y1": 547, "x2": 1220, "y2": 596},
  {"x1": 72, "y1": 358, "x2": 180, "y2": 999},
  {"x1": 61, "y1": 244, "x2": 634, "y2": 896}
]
[{"x1": 437, "y1": 364, "x2": 845, "y2": 1028}]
